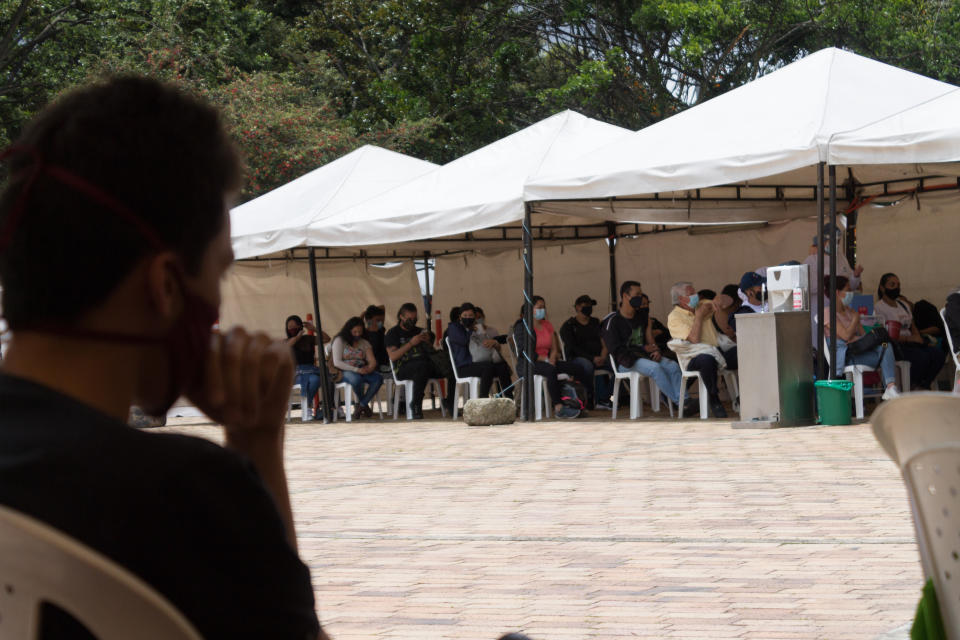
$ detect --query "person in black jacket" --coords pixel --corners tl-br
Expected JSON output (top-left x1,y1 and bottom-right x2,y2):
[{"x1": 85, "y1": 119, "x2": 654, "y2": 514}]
[
  {"x1": 602, "y1": 281, "x2": 691, "y2": 414},
  {"x1": 559, "y1": 294, "x2": 612, "y2": 409},
  {"x1": 945, "y1": 288, "x2": 960, "y2": 355}
]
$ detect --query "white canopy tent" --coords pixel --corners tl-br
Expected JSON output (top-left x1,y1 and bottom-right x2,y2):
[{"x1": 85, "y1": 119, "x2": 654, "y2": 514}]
[{"x1": 230, "y1": 145, "x2": 437, "y2": 260}]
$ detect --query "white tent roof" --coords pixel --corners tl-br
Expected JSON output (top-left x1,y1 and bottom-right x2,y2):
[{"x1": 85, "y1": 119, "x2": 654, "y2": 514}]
[
  {"x1": 524, "y1": 48, "x2": 957, "y2": 205},
  {"x1": 304, "y1": 111, "x2": 630, "y2": 248},
  {"x1": 828, "y1": 88, "x2": 960, "y2": 166},
  {"x1": 230, "y1": 145, "x2": 437, "y2": 259}
]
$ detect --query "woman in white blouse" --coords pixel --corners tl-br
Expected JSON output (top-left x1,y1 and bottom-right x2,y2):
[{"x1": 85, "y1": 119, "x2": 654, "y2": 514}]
[
  {"x1": 875, "y1": 273, "x2": 946, "y2": 390},
  {"x1": 331, "y1": 317, "x2": 383, "y2": 418}
]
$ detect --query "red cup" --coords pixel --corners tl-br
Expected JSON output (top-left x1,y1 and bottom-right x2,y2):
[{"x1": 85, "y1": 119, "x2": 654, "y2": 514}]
[{"x1": 885, "y1": 320, "x2": 901, "y2": 341}]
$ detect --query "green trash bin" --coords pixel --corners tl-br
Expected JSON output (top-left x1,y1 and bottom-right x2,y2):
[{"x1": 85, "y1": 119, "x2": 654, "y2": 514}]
[{"x1": 815, "y1": 379, "x2": 854, "y2": 425}]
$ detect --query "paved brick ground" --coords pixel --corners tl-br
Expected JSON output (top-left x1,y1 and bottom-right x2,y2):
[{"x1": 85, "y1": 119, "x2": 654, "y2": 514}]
[{"x1": 163, "y1": 411, "x2": 921, "y2": 639}]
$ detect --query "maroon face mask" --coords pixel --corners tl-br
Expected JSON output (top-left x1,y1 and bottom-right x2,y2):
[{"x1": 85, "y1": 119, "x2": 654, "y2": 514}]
[{"x1": 0, "y1": 146, "x2": 220, "y2": 415}]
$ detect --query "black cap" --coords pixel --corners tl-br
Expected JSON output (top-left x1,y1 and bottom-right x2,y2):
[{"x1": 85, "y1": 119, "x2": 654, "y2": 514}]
[{"x1": 575, "y1": 294, "x2": 597, "y2": 306}]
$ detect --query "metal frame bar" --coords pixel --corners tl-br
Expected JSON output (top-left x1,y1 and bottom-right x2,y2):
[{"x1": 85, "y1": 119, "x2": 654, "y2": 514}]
[
  {"x1": 828, "y1": 165, "x2": 839, "y2": 378},
  {"x1": 522, "y1": 203, "x2": 535, "y2": 422},
  {"x1": 816, "y1": 163, "x2": 825, "y2": 380},
  {"x1": 308, "y1": 247, "x2": 333, "y2": 423}
]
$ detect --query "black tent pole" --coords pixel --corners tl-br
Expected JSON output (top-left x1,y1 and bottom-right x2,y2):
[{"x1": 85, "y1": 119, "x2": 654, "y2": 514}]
[
  {"x1": 828, "y1": 166, "x2": 838, "y2": 379},
  {"x1": 816, "y1": 163, "x2": 825, "y2": 380},
  {"x1": 606, "y1": 222, "x2": 618, "y2": 312},
  {"x1": 308, "y1": 247, "x2": 333, "y2": 423},
  {"x1": 522, "y1": 203, "x2": 535, "y2": 422},
  {"x1": 423, "y1": 251, "x2": 432, "y2": 318}
]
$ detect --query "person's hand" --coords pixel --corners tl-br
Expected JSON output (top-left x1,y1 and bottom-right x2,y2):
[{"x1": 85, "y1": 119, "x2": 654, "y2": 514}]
[
  {"x1": 695, "y1": 300, "x2": 714, "y2": 318},
  {"x1": 303, "y1": 321, "x2": 316, "y2": 332},
  {"x1": 412, "y1": 331, "x2": 428, "y2": 345},
  {"x1": 854, "y1": 264, "x2": 864, "y2": 277},
  {"x1": 549, "y1": 355, "x2": 557, "y2": 366},
  {"x1": 188, "y1": 328, "x2": 294, "y2": 444},
  {"x1": 650, "y1": 350, "x2": 662, "y2": 362},
  {"x1": 483, "y1": 339, "x2": 498, "y2": 349},
  {"x1": 593, "y1": 355, "x2": 604, "y2": 367},
  {"x1": 715, "y1": 293, "x2": 733, "y2": 311},
  {"x1": 644, "y1": 343, "x2": 657, "y2": 353}
]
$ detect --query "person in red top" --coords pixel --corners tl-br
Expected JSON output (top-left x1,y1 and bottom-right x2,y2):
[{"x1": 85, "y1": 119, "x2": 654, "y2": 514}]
[{"x1": 512, "y1": 296, "x2": 589, "y2": 418}]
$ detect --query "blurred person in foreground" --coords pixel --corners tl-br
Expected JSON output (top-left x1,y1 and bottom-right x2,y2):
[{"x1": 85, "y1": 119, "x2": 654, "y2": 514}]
[{"x1": 0, "y1": 77, "x2": 326, "y2": 639}]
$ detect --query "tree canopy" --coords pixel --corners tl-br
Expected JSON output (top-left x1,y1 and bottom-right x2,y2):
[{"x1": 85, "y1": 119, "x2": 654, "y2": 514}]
[{"x1": 2, "y1": 0, "x2": 959, "y2": 199}]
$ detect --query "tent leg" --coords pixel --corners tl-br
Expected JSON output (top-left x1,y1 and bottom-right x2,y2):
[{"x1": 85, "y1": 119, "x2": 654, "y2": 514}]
[
  {"x1": 828, "y1": 165, "x2": 838, "y2": 379},
  {"x1": 522, "y1": 203, "x2": 535, "y2": 422},
  {"x1": 816, "y1": 163, "x2": 826, "y2": 380},
  {"x1": 607, "y1": 222, "x2": 618, "y2": 312},
  {"x1": 423, "y1": 251, "x2": 432, "y2": 318},
  {"x1": 308, "y1": 248, "x2": 333, "y2": 423}
]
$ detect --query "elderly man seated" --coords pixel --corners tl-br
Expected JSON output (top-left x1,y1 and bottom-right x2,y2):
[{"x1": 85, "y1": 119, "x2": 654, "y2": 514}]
[{"x1": 666, "y1": 282, "x2": 739, "y2": 418}]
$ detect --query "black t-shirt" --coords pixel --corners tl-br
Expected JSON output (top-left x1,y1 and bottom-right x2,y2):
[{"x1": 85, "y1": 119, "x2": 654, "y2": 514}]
[
  {"x1": 559, "y1": 316, "x2": 603, "y2": 360},
  {"x1": 291, "y1": 334, "x2": 316, "y2": 366},
  {"x1": 601, "y1": 311, "x2": 648, "y2": 368},
  {"x1": 0, "y1": 374, "x2": 320, "y2": 640},
  {"x1": 384, "y1": 324, "x2": 429, "y2": 365},
  {"x1": 364, "y1": 327, "x2": 388, "y2": 367}
]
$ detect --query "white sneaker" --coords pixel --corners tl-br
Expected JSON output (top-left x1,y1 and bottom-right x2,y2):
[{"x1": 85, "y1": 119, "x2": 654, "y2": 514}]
[
  {"x1": 302, "y1": 402, "x2": 313, "y2": 422},
  {"x1": 881, "y1": 386, "x2": 901, "y2": 401}
]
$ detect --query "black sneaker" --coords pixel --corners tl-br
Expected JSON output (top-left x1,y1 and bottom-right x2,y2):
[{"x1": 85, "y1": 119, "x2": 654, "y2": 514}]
[
  {"x1": 710, "y1": 400, "x2": 728, "y2": 419},
  {"x1": 682, "y1": 398, "x2": 699, "y2": 415},
  {"x1": 412, "y1": 407, "x2": 424, "y2": 420}
]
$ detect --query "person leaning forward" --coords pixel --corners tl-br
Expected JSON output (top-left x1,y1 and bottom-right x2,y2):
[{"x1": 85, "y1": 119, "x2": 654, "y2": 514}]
[
  {"x1": 0, "y1": 77, "x2": 325, "y2": 638},
  {"x1": 385, "y1": 302, "x2": 455, "y2": 419}
]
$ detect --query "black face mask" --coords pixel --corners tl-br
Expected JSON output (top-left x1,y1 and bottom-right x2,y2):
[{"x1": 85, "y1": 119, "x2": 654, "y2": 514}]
[
  {"x1": 402, "y1": 317, "x2": 417, "y2": 330},
  {"x1": 885, "y1": 287, "x2": 901, "y2": 300},
  {"x1": 635, "y1": 308, "x2": 650, "y2": 327},
  {"x1": 629, "y1": 296, "x2": 644, "y2": 309},
  {"x1": 580, "y1": 305, "x2": 593, "y2": 317},
  {"x1": 461, "y1": 317, "x2": 476, "y2": 328}
]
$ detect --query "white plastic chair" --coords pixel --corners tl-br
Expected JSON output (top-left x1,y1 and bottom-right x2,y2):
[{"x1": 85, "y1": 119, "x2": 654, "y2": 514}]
[
  {"x1": 287, "y1": 383, "x2": 302, "y2": 422},
  {"x1": 389, "y1": 362, "x2": 447, "y2": 420},
  {"x1": 331, "y1": 378, "x2": 384, "y2": 422},
  {"x1": 609, "y1": 354, "x2": 673, "y2": 419},
  {"x1": 510, "y1": 333, "x2": 551, "y2": 421},
  {"x1": 671, "y1": 351, "x2": 739, "y2": 420},
  {"x1": 872, "y1": 393, "x2": 960, "y2": 639},
  {"x1": 557, "y1": 331, "x2": 612, "y2": 405},
  {"x1": 445, "y1": 337, "x2": 481, "y2": 419},
  {"x1": 0, "y1": 505, "x2": 202, "y2": 640},
  {"x1": 941, "y1": 308, "x2": 960, "y2": 393}
]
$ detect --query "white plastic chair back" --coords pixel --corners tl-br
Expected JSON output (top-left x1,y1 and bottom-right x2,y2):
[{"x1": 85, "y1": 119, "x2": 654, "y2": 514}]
[
  {"x1": 445, "y1": 336, "x2": 480, "y2": 419},
  {"x1": 387, "y1": 354, "x2": 446, "y2": 420},
  {"x1": 607, "y1": 353, "x2": 668, "y2": 419},
  {"x1": 941, "y1": 308, "x2": 960, "y2": 392},
  {"x1": 873, "y1": 394, "x2": 960, "y2": 639},
  {"x1": 0, "y1": 505, "x2": 202, "y2": 640},
  {"x1": 509, "y1": 333, "x2": 550, "y2": 420}
]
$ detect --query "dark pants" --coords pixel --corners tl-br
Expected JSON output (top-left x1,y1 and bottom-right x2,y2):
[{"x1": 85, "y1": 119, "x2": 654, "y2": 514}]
[
  {"x1": 526, "y1": 360, "x2": 587, "y2": 405},
  {"x1": 899, "y1": 342, "x2": 947, "y2": 389},
  {"x1": 459, "y1": 361, "x2": 513, "y2": 398},
  {"x1": 686, "y1": 347, "x2": 737, "y2": 401},
  {"x1": 396, "y1": 358, "x2": 454, "y2": 409}
]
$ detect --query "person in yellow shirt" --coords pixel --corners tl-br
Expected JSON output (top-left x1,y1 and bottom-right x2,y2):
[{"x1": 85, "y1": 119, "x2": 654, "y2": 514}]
[{"x1": 666, "y1": 282, "x2": 738, "y2": 418}]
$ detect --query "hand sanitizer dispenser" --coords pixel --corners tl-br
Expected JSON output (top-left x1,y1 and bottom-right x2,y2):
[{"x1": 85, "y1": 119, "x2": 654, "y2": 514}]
[{"x1": 766, "y1": 264, "x2": 809, "y2": 313}]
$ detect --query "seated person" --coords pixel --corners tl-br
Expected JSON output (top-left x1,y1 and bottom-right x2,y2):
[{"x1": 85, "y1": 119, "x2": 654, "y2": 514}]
[
  {"x1": 824, "y1": 275, "x2": 900, "y2": 400},
  {"x1": 0, "y1": 77, "x2": 324, "y2": 638},
  {"x1": 385, "y1": 302, "x2": 454, "y2": 419},
  {"x1": 698, "y1": 289, "x2": 737, "y2": 344},
  {"x1": 737, "y1": 271, "x2": 766, "y2": 313},
  {"x1": 560, "y1": 294, "x2": 613, "y2": 409},
  {"x1": 511, "y1": 296, "x2": 589, "y2": 418},
  {"x1": 639, "y1": 293, "x2": 675, "y2": 359},
  {"x1": 446, "y1": 302, "x2": 512, "y2": 399},
  {"x1": 911, "y1": 299, "x2": 946, "y2": 348},
  {"x1": 666, "y1": 282, "x2": 739, "y2": 418},
  {"x1": 602, "y1": 281, "x2": 691, "y2": 413},
  {"x1": 443, "y1": 305, "x2": 461, "y2": 343},
  {"x1": 362, "y1": 304, "x2": 391, "y2": 373},
  {"x1": 803, "y1": 223, "x2": 864, "y2": 296},
  {"x1": 947, "y1": 287, "x2": 960, "y2": 354},
  {"x1": 720, "y1": 283, "x2": 744, "y2": 333},
  {"x1": 874, "y1": 273, "x2": 946, "y2": 390},
  {"x1": 331, "y1": 316, "x2": 383, "y2": 418},
  {"x1": 286, "y1": 314, "x2": 331, "y2": 422},
  {"x1": 473, "y1": 306, "x2": 500, "y2": 341}
]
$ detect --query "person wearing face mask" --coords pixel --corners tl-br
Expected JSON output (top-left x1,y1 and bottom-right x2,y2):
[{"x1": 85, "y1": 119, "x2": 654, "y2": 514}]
[
  {"x1": 824, "y1": 275, "x2": 901, "y2": 400},
  {"x1": 446, "y1": 302, "x2": 513, "y2": 399},
  {"x1": 511, "y1": 296, "x2": 587, "y2": 418},
  {"x1": 737, "y1": 271, "x2": 767, "y2": 314},
  {"x1": 602, "y1": 281, "x2": 691, "y2": 414},
  {"x1": 332, "y1": 316, "x2": 383, "y2": 418},
  {"x1": 874, "y1": 273, "x2": 945, "y2": 390},
  {"x1": 385, "y1": 302, "x2": 454, "y2": 419},
  {"x1": 560, "y1": 294, "x2": 612, "y2": 409},
  {"x1": 0, "y1": 78, "x2": 325, "y2": 639},
  {"x1": 285, "y1": 314, "x2": 332, "y2": 422},
  {"x1": 362, "y1": 304, "x2": 390, "y2": 373},
  {"x1": 667, "y1": 282, "x2": 739, "y2": 418}
]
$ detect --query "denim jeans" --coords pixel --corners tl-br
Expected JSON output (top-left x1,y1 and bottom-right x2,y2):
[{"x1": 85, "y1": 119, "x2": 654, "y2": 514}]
[
  {"x1": 295, "y1": 365, "x2": 323, "y2": 402},
  {"x1": 618, "y1": 357, "x2": 682, "y2": 404},
  {"x1": 846, "y1": 345, "x2": 897, "y2": 386},
  {"x1": 572, "y1": 356, "x2": 614, "y2": 406},
  {"x1": 341, "y1": 370, "x2": 383, "y2": 407}
]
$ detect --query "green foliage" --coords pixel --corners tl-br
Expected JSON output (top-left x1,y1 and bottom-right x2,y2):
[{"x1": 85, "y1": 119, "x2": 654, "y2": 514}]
[{"x1": 3, "y1": 0, "x2": 960, "y2": 192}]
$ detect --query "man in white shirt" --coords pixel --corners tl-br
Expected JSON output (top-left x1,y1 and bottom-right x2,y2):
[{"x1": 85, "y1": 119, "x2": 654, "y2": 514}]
[{"x1": 802, "y1": 224, "x2": 863, "y2": 296}]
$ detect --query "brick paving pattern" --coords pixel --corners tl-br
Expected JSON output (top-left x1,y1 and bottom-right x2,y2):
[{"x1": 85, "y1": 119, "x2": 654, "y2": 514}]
[{"x1": 162, "y1": 414, "x2": 921, "y2": 639}]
